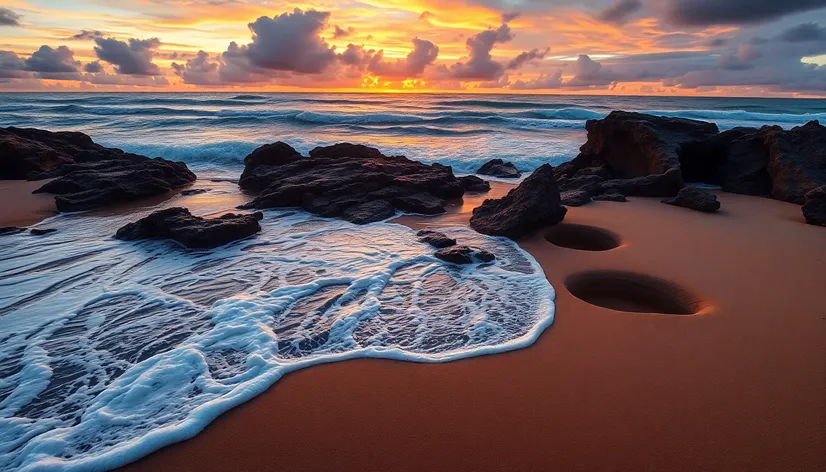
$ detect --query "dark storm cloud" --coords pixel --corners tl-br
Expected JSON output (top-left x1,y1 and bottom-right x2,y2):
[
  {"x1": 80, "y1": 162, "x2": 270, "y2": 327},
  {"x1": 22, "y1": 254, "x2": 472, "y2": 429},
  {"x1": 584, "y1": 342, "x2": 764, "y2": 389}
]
[
  {"x1": 450, "y1": 24, "x2": 514, "y2": 80},
  {"x1": 665, "y1": 0, "x2": 826, "y2": 26},
  {"x1": 0, "y1": 8, "x2": 21, "y2": 26},
  {"x1": 94, "y1": 37, "x2": 162, "y2": 75},
  {"x1": 779, "y1": 22, "x2": 826, "y2": 42},
  {"x1": 0, "y1": 50, "x2": 28, "y2": 78},
  {"x1": 245, "y1": 9, "x2": 337, "y2": 74},
  {"x1": 598, "y1": 0, "x2": 642, "y2": 24}
]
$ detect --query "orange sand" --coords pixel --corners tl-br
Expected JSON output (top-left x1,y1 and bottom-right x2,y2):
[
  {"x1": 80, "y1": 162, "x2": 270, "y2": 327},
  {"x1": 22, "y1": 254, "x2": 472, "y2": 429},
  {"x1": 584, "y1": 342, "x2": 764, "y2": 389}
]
[
  {"x1": 120, "y1": 183, "x2": 826, "y2": 472},
  {"x1": 0, "y1": 180, "x2": 58, "y2": 227}
]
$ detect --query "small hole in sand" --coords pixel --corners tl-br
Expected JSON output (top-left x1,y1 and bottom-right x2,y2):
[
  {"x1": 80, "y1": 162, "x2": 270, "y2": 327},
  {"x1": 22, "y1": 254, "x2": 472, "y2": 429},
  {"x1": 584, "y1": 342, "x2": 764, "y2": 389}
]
[
  {"x1": 545, "y1": 224, "x2": 620, "y2": 251},
  {"x1": 565, "y1": 270, "x2": 703, "y2": 315}
]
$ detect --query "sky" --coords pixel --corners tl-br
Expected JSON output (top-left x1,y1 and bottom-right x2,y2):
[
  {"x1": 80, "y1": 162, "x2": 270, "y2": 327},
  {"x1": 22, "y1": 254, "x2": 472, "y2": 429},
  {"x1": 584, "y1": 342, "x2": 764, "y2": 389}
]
[{"x1": 1, "y1": 0, "x2": 826, "y2": 95}]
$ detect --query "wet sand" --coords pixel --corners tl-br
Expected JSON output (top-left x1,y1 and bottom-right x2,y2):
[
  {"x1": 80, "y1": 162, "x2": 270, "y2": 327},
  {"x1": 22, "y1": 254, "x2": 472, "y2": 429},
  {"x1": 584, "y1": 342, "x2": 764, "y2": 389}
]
[
  {"x1": 0, "y1": 180, "x2": 58, "y2": 227},
  {"x1": 120, "y1": 183, "x2": 826, "y2": 472}
]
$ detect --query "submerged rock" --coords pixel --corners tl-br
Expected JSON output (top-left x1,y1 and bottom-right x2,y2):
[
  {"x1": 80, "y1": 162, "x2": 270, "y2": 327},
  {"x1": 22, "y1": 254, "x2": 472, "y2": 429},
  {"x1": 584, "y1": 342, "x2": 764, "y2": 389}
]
[
  {"x1": 0, "y1": 227, "x2": 26, "y2": 236},
  {"x1": 662, "y1": 187, "x2": 721, "y2": 213},
  {"x1": 417, "y1": 230, "x2": 456, "y2": 248},
  {"x1": 30, "y1": 228, "x2": 57, "y2": 236},
  {"x1": 181, "y1": 188, "x2": 210, "y2": 196},
  {"x1": 238, "y1": 142, "x2": 466, "y2": 225},
  {"x1": 476, "y1": 159, "x2": 521, "y2": 179},
  {"x1": 434, "y1": 245, "x2": 496, "y2": 264},
  {"x1": 802, "y1": 186, "x2": 826, "y2": 227},
  {"x1": 470, "y1": 164, "x2": 567, "y2": 239},
  {"x1": 115, "y1": 207, "x2": 263, "y2": 249},
  {"x1": 1, "y1": 127, "x2": 196, "y2": 212}
]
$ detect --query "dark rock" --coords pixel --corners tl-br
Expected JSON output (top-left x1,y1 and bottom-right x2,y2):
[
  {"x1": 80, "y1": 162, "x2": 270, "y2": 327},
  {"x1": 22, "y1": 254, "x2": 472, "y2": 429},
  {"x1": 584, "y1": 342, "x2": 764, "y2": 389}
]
[
  {"x1": 416, "y1": 230, "x2": 456, "y2": 248},
  {"x1": 557, "y1": 174, "x2": 604, "y2": 194},
  {"x1": 662, "y1": 187, "x2": 721, "y2": 213},
  {"x1": 238, "y1": 142, "x2": 466, "y2": 224},
  {"x1": 679, "y1": 121, "x2": 826, "y2": 204},
  {"x1": 470, "y1": 164, "x2": 567, "y2": 239},
  {"x1": 593, "y1": 192, "x2": 627, "y2": 202},
  {"x1": 570, "y1": 111, "x2": 718, "y2": 197},
  {"x1": 561, "y1": 190, "x2": 593, "y2": 207},
  {"x1": 115, "y1": 207, "x2": 263, "y2": 249},
  {"x1": 802, "y1": 186, "x2": 826, "y2": 227},
  {"x1": 476, "y1": 159, "x2": 521, "y2": 179},
  {"x1": 600, "y1": 167, "x2": 684, "y2": 197},
  {"x1": 458, "y1": 175, "x2": 491, "y2": 192},
  {"x1": 181, "y1": 188, "x2": 209, "y2": 196},
  {"x1": 765, "y1": 121, "x2": 826, "y2": 204},
  {"x1": 2, "y1": 127, "x2": 196, "y2": 212},
  {"x1": 434, "y1": 245, "x2": 496, "y2": 264},
  {"x1": 391, "y1": 193, "x2": 446, "y2": 215},
  {"x1": 341, "y1": 200, "x2": 395, "y2": 224},
  {"x1": 474, "y1": 249, "x2": 496, "y2": 262},
  {"x1": 30, "y1": 228, "x2": 57, "y2": 236},
  {"x1": 0, "y1": 227, "x2": 26, "y2": 236},
  {"x1": 553, "y1": 162, "x2": 577, "y2": 180}
]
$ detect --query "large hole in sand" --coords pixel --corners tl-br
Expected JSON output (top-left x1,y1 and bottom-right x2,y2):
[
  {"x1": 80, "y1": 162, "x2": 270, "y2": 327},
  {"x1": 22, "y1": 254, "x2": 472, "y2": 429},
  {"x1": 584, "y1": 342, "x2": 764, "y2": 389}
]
[
  {"x1": 565, "y1": 271, "x2": 702, "y2": 315},
  {"x1": 545, "y1": 224, "x2": 621, "y2": 251}
]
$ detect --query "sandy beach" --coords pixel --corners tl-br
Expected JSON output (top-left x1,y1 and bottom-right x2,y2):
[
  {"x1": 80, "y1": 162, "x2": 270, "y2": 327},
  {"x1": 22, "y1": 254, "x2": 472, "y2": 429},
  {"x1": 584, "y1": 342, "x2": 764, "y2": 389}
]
[
  {"x1": 0, "y1": 179, "x2": 58, "y2": 227},
  {"x1": 99, "y1": 182, "x2": 826, "y2": 472}
]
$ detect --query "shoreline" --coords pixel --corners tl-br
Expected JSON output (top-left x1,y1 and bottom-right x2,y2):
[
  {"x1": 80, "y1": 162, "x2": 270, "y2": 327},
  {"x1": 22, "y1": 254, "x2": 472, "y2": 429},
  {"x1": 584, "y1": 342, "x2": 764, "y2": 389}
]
[
  {"x1": 0, "y1": 179, "x2": 58, "y2": 227},
  {"x1": 113, "y1": 182, "x2": 826, "y2": 471}
]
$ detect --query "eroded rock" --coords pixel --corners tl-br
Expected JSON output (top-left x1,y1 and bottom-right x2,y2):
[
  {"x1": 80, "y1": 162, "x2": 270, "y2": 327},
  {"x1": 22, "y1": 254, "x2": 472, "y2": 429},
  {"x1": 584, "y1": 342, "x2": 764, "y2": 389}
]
[
  {"x1": 238, "y1": 142, "x2": 465, "y2": 224},
  {"x1": 416, "y1": 230, "x2": 457, "y2": 248},
  {"x1": 470, "y1": 164, "x2": 567, "y2": 239},
  {"x1": 115, "y1": 207, "x2": 263, "y2": 249},
  {"x1": 477, "y1": 159, "x2": 521, "y2": 179},
  {"x1": 434, "y1": 245, "x2": 496, "y2": 264},
  {"x1": 662, "y1": 187, "x2": 721, "y2": 213},
  {"x1": 802, "y1": 186, "x2": 826, "y2": 227}
]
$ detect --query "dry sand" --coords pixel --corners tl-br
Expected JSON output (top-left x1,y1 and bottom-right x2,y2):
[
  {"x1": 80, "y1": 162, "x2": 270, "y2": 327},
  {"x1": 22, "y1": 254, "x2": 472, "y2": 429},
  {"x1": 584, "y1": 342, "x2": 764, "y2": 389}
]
[
  {"x1": 5, "y1": 180, "x2": 824, "y2": 471},
  {"x1": 120, "y1": 182, "x2": 826, "y2": 472}
]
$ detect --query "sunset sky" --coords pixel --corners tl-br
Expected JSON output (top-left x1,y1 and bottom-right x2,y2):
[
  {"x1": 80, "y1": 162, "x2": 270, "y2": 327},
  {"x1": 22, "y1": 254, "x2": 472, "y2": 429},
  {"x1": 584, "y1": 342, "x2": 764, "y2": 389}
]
[{"x1": 1, "y1": 0, "x2": 825, "y2": 95}]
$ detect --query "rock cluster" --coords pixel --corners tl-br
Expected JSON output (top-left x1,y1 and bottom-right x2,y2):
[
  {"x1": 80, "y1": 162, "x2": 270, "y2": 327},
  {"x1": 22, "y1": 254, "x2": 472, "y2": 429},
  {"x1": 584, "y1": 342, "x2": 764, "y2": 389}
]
[
  {"x1": 434, "y1": 245, "x2": 496, "y2": 264},
  {"x1": 1, "y1": 127, "x2": 196, "y2": 211},
  {"x1": 115, "y1": 207, "x2": 263, "y2": 249},
  {"x1": 238, "y1": 142, "x2": 474, "y2": 224}
]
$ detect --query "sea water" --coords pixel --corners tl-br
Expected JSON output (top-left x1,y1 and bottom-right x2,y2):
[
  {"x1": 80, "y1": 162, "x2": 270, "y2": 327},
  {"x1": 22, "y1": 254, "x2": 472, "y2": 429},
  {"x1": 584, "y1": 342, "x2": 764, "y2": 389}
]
[{"x1": 0, "y1": 183, "x2": 554, "y2": 470}]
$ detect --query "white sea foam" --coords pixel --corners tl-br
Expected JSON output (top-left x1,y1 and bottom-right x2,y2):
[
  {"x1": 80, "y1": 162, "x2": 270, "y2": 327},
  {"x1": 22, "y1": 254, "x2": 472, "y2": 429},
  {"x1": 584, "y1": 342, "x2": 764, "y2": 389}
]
[{"x1": 0, "y1": 200, "x2": 554, "y2": 471}]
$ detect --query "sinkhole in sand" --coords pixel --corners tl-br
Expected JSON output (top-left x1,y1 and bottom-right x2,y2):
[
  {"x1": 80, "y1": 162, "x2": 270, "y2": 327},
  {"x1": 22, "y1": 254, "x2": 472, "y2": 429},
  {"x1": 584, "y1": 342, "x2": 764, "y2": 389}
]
[
  {"x1": 545, "y1": 224, "x2": 621, "y2": 251},
  {"x1": 565, "y1": 270, "x2": 703, "y2": 315}
]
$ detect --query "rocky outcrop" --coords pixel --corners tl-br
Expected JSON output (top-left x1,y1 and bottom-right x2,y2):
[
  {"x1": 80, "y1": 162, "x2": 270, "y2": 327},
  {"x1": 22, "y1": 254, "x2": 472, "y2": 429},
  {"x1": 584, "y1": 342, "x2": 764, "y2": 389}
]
[
  {"x1": 679, "y1": 121, "x2": 826, "y2": 204},
  {"x1": 30, "y1": 228, "x2": 58, "y2": 236},
  {"x1": 458, "y1": 175, "x2": 491, "y2": 192},
  {"x1": 477, "y1": 159, "x2": 521, "y2": 179},
  {"x1": 662, "y1": 187, "x2": 721, "y2": 213},
  {"x1": 1, "y1": 127, "x2": 196, "y2": 212},
  {"x1": 570, "y1": 111, "x2": 718, "y2": 197},
  {"x1": 417, "y1": 230, "x2": 457, "y2": 248},
  {"x1": 0, "y1": 227, "x2": 26, "y2": 236},
  {"x1": 434, "y1": 245, "x2": 495, "y2": 264},
  {"x1": 802, "y1": 186, "x2": 826, "y2": 227},
  {"x1": 238, "y1": 142, "x2": 466, "y2": 225},
  {"x1": 561, "y1": 190, "x2": 593, "y2": 207},
  {"x1": 470, "y1": 164, "x2": 567, "y2": 239},
  {"x1": 115, "y1": 207, "x2": 263, "y2": 249}
]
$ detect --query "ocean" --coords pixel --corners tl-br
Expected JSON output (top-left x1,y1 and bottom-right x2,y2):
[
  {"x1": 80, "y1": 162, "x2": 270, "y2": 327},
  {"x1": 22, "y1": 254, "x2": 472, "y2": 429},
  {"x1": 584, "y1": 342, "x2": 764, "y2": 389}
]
[
  {"x1": 0, "y1": 93, "x2": 823, "y2": 470},
  {"x1": 2, "y1": 93, "x2": 825, "y2": 179}
]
